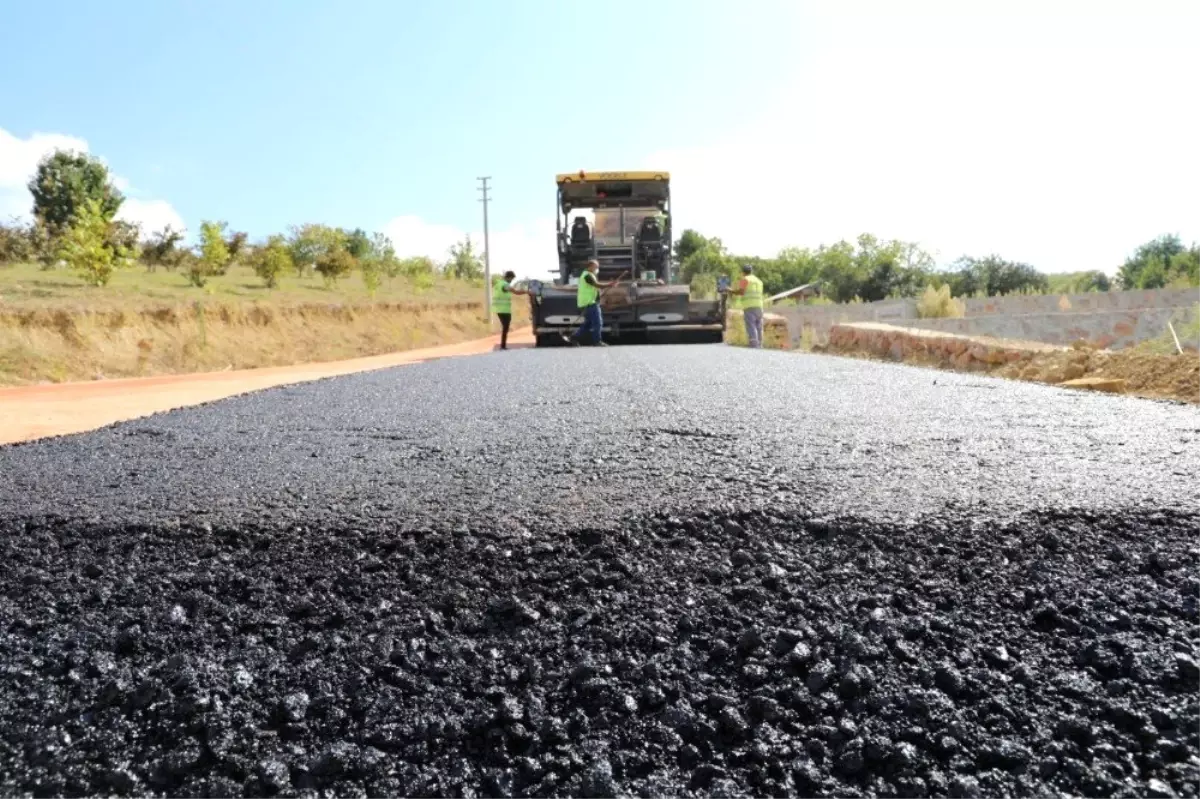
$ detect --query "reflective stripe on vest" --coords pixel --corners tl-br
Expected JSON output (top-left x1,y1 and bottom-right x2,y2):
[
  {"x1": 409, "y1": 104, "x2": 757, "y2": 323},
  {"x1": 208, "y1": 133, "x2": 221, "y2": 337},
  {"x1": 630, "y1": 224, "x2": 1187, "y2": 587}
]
[
  {"x1": 740, "y1": 275, "x2": 764, "y2": 310},
  {"x1": 577, "y1": 273, "x2": 599, "y2": 308},
  {"x1": 491, "y1": 279, "x2": 512, "y2": 313}
]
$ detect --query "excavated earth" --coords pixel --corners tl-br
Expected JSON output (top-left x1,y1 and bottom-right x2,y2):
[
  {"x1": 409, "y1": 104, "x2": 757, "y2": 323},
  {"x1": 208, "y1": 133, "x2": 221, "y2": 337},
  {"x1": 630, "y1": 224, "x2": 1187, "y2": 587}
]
[{"x1": 0, "y1": 347, "x2": 1197, "y2": 797}]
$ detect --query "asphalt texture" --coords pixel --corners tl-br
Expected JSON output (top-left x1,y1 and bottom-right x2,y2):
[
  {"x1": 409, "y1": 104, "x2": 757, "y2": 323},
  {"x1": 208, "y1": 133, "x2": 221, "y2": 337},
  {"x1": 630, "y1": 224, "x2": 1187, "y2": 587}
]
[{"x1": 0, "y1": 346, "x2": 1197, "y2": 797}]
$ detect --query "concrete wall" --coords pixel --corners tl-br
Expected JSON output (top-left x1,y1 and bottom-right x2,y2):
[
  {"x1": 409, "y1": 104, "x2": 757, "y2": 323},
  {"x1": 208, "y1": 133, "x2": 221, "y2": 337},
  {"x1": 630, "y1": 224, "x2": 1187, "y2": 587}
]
[
  {"x1": 962, "y1": 287, "x2": 1197, "y2": 316},
  {"x1": 773, "y1": 300, "x2": 916, "y2": 346},
  {"x1": 773, "y1": 287, "x2": 1198, "y2": 350}
]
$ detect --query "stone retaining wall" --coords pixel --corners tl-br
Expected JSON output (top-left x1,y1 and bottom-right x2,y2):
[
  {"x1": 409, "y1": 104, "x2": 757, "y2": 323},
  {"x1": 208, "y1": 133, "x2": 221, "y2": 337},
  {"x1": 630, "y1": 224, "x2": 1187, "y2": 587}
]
[{"x1": 827, "y1": 322, "x2": 1060, "y2": 371}]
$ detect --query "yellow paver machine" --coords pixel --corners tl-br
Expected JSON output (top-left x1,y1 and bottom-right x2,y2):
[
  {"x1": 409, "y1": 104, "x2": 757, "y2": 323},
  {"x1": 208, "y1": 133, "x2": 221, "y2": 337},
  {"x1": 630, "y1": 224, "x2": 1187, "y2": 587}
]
[{"x1": 528, "y1": 171, "x2": 728, "y2": 346}]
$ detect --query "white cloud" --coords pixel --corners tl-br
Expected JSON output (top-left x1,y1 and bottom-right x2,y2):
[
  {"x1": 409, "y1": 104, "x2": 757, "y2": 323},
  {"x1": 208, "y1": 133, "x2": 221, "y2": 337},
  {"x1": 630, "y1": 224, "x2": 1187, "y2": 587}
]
[
  {"x1": 116, "y1": 198, "x2": 185, "y2": 236},
  {"x1": 0, "y1": 128, "x2": 90, "y2": 219},
  {"x1": 644, "y1": 0, "x2": 1200, "y2": 274},
  {"x1": 384, "y1": 215, "x2": 466, "y2": 263},
  {"x1": 383, "y1": 214, "x2": 559, "y2": 281},
  {"x1": 0, "y1": 126, "x2": 183, "y2": 236}
]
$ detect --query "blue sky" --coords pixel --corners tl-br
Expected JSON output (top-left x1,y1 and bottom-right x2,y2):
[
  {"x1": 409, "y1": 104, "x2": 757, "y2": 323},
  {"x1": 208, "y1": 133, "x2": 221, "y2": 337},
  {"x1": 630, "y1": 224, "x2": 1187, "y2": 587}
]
[{"x1": 2, "y1": 0, "x2": 1197, "y2": 278}]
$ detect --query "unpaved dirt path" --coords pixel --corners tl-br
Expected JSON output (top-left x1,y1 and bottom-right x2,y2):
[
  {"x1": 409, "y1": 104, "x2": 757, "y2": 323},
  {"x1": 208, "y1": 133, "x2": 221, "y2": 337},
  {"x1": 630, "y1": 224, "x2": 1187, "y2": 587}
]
[{"x1": 0, "y1": 328, "x2": 534, "y2": 445}]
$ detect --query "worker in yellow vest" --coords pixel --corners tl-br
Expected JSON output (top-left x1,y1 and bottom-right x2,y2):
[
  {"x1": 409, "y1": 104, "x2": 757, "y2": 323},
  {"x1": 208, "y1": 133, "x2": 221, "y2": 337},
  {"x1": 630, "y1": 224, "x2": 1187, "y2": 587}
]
[
  {"x1": 491, "y1": 271, "x2": 528, "y2": 350},
  {"x1": 729, "y1": 263, "x2": 765, "y2": 348},
  {"x1": 569, "y1": 259, "x2": 619, "y2": 346}
]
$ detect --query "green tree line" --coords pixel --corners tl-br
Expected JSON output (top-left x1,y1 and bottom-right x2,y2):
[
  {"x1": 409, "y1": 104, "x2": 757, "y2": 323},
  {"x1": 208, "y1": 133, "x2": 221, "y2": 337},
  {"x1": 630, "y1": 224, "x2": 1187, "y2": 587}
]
[
  {"x1": 677, "y1": 230, "x2": 1198, "y2": 302},
  {"x1": 0, "y1": 150, "x2": 487, "y2": 296},
  {"x1": 3, "y1": 148, "x2": 1195, "y2": 302}
]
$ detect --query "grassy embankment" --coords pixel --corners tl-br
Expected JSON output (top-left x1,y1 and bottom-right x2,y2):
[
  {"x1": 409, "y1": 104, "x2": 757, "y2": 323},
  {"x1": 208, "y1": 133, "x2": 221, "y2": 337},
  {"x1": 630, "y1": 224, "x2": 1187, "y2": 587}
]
[{"x1": 0, "y1": 262, "x2": 525, "y2": 385}]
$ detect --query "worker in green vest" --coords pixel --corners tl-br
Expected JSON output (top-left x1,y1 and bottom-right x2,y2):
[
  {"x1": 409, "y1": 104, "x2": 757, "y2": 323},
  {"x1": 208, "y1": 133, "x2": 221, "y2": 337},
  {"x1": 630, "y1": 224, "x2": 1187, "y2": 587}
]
[
  {"x1": 729, "y1": 263, "x2": 765, "y2": 348},
  {"x1": 569, "y1": 259, "x2": 619, "y2": 346},
  {"x1": 491, "y1": 270, "x2": 528, "y2": 350}
]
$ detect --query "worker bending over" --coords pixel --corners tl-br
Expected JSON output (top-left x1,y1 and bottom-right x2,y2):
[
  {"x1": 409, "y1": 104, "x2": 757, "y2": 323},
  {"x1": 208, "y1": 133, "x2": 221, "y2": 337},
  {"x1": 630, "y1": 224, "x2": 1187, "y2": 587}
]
[
  {"x1": 491, "y1": 270, "x2": 528, "y2": 351},
  {"x1": 569, "y1": 260, "x2": 618, "y2": 346},
  {"x1": 729, "y1": 263, "x2": 765, "y2": 348}
]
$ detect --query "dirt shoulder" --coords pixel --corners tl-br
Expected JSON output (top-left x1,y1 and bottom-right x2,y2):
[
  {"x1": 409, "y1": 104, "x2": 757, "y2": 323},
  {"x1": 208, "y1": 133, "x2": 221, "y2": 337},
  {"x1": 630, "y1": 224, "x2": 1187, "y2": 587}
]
[
  {"x1": 820, "y1": 322, "x2": 1198, "y2": 404},
  {"x1": 0, "y1": 328, "x2": 533, "y2": 445}
]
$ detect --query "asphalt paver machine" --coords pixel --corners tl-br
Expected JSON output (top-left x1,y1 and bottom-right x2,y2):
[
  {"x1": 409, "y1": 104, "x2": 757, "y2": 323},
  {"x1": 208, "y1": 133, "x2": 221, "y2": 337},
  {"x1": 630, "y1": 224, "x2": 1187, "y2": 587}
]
[{"x1": 528, "y1": 171, "x2": 727, "y2": 346}]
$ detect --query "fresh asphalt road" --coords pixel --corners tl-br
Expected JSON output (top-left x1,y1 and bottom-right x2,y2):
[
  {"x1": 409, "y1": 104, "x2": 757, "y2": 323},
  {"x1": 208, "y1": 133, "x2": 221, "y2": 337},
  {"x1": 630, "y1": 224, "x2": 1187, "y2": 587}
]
[
  {"x1": 1, "y1": 345, "x2": 1196, "y2": 529},
  {"x1": 0, "y1": 346, "x2": 1197, "y2": 797}
]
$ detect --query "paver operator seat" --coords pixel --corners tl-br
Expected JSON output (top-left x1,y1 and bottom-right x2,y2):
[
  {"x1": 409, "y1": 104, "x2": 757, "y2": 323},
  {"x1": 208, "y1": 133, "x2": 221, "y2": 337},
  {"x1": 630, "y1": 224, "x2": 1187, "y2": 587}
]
[
  {"x1": 570, "y1": 217, "x2": 593, "y2": 258},
  {"x1": 636, "y1": 216, "x2": 666, "y2": 272}
]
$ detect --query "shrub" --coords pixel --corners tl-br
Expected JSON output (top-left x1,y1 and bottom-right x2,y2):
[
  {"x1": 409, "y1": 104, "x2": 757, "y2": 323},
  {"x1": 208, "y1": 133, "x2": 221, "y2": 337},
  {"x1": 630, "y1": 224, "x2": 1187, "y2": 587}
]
[
  {"x1": 0, "y1": 217, "x2": 37, "y2": 264},
  {"x1": 184, "y1": 254, "x2": 209, "y2": 288},
  {"x1": 690, "y1": 273, "x2": 718, "y2": 299},
  {"x1": 412, "y1": 271, "x2": 435, "y2": 293},
  {"x1": 917, "y1": 284, "x2": 965, "y2": 319},
  {"x1": 398, "y1": 256, "x2": 435, "y2": 278},
  {"x1": 360, "y1": 257, "x2": 384, "y2": 298}
]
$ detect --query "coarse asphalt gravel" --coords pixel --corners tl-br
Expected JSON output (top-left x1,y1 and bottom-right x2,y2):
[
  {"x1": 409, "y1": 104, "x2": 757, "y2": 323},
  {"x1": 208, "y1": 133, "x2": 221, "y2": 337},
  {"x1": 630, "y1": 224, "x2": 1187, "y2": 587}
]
[{"x1": 1, "y1": 346, "x2": 1197, "y2": 797}]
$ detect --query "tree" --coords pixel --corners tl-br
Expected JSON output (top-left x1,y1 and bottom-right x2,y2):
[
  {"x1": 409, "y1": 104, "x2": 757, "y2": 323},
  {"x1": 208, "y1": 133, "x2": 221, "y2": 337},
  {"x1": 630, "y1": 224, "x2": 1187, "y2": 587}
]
[
  {"x1": 678, "y1": 232, "x2": 732, "y2": 289},
  {"x1": 55, "y1": 198, "x2": 134, "y2": 286},
  {"x1": 675, "y1": 230, "x2": 723, "y2": 264},
  {"x1": 1118, "y1": 235, "x2": 1198, "y2": 289},
  {"x1": 288, "y1": 223, "x2": 346, "y2": 277},
  {"x1": 357, "y1": 232, "x2": 396, "y2": 297},
  {"x1": 250, "y1": 234, "x2": 292, "y2": 289},
  {"x1": 315, "y1": 248, "x2": 354, "y2": 287},
  {"x1": 106, "y1": 220, "x2": 142, "y2": 264},
  {"x1": 345, "y1": 228, "x2": 372, "y2": 260},
  {"x1": 1077, "y1": 271, "x2": 1112, "y2": 292},
  {"x1": 1118, "y1": 234, "x2": 1183, "y2": 289},
  {"x1": 225, "y1": 230, "x2": 249, "y2": 263},
  {"x1": 1047, "y1": 270, "x2": 1112, "y2": 294},
  {"x1": 28, "y1": 150, "x2": 124, "y2": 231},
  {"x1": 141, "y1": 225, "x2": 186, "y2": 271},
  {"x1": 192, "y1": 220, "x2": 230, "y2": 287},
  {"x1": 813, "y1": 240, "x2": 861, "y2": 303},
  {"x1": 945, "y1": 255, "x2": 1048, "y2": 297},
  {"x1": 367, "y1": 232, "x2": 400, "y2": 276},
  {"x1": 446, "y1": 235, "x2": 484, "y2": 281}
]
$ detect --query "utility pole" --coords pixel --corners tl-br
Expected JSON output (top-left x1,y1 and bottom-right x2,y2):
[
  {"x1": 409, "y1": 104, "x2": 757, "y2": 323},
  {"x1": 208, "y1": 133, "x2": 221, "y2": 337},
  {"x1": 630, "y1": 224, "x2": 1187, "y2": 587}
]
[{"x1": 478, "y1": 176, "x2": 492, "y2": 327}]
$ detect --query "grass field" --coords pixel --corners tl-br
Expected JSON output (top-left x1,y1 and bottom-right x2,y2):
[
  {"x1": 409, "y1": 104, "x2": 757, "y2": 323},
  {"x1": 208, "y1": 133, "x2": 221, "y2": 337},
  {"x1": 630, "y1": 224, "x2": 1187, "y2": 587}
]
[
  {"x1": 0, "y1": 261, "x2": 477, "y2": 311},
  {"x1": 0, "y1": 262, "x2": 522, "y2": 385}
]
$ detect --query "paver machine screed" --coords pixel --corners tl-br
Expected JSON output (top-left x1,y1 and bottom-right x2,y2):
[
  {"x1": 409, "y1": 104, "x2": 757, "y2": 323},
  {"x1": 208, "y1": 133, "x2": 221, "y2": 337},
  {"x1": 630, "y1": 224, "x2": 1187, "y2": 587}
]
[{"x1": 527, "y1": 171, "x2": 728, "y2": 346}]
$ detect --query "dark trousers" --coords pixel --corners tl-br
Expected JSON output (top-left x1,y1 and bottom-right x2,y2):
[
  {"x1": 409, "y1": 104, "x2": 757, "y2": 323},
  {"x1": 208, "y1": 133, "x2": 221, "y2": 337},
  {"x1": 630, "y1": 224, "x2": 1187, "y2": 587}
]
[
  {"x1": 572, "y1": 304, "x2": 602, "y2": 344},
  {"x1": 496, "y1": 313, "x2": 512, "y2": 349}
]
